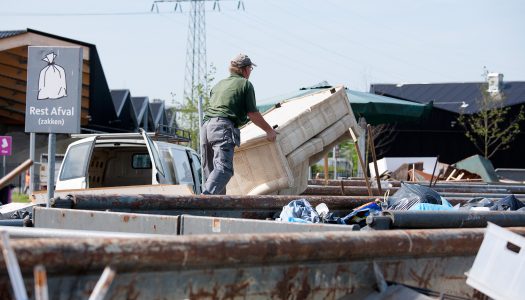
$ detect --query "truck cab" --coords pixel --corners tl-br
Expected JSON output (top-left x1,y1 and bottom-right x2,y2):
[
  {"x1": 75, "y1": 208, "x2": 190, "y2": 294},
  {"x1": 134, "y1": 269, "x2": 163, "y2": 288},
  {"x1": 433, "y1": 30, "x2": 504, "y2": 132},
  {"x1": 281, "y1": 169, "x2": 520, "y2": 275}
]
[{"x1": 55, "y1": 129, "x2": 202, "y2": 194}]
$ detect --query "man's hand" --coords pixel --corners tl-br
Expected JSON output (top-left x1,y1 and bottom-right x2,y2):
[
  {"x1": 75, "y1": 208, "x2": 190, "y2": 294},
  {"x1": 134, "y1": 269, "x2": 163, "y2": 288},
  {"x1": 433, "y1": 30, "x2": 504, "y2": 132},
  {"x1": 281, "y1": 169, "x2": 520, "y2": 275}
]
[
  {"x1": 247, "y1": 111, "x2": 278, "y2": 142},
  {"x1": 266, "y1": 129, "x2": 277, "y2": 142}
]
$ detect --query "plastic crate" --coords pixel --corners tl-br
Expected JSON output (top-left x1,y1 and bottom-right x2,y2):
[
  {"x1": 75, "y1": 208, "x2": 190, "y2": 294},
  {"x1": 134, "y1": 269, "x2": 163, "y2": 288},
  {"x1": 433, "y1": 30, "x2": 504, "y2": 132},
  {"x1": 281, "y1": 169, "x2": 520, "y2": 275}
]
[{"x1": 466, "y1": 222, "x2": 525, "y2": 300}]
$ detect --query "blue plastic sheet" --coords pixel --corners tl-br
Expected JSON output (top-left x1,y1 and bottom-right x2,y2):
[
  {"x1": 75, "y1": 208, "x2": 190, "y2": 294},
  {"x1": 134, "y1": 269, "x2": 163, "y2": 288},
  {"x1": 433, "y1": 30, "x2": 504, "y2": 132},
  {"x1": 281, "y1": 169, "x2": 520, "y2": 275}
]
[{"x1": 409, "y1": 196, "x2": 454, "y2": 211}]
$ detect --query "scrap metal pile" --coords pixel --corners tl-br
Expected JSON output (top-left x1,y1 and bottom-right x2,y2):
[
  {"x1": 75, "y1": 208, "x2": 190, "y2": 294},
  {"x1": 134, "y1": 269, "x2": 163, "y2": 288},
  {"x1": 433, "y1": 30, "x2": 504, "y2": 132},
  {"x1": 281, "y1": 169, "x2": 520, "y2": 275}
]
[{"x1": 1, "y1": 176, "x2": 525, "y2": 299}]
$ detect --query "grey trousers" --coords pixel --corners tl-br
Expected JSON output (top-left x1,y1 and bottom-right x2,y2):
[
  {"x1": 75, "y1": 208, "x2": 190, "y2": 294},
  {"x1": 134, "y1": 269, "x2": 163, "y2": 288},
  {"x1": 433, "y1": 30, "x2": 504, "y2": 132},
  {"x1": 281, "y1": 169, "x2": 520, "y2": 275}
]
[{"x1": 200, "y1": 117, "x2": 240, "y2": 195}]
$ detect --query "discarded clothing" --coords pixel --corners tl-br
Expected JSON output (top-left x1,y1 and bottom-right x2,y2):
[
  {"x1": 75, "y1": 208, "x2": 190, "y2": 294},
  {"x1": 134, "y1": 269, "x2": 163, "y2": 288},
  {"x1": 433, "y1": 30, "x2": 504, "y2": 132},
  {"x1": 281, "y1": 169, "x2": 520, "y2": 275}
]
[
  {"x1": 490, "y1": 194, "x2": 524, "y2": 211},
  {"x1": 339, "y1": 200, "x2": 382, "y2": 227},
  {"x1": 388, "y1": 183, "x2": 443, "y2": 210},
  {"x1": 461, "y1": 195, "x2": 524, "y2": 211},
  {"x1": 461, "y1": 197, "x2": 495, "y2": 210},
  {"x1": 279, "y1": 199, "x2": 320, "y2": 223}
]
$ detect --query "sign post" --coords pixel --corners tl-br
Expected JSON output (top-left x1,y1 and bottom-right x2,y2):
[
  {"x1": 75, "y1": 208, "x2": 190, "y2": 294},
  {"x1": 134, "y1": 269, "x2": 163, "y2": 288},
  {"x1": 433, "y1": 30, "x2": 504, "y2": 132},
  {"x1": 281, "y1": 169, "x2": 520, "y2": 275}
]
[
  {"x1": 29, "y1": 133, "x2": 35, "y2": 196},
  {"x1": 0, "y1": 136, "x2": 12, "y2": 177},
  {"x1": 25, "y1": 46, "x2": 82, "y2": 207}
]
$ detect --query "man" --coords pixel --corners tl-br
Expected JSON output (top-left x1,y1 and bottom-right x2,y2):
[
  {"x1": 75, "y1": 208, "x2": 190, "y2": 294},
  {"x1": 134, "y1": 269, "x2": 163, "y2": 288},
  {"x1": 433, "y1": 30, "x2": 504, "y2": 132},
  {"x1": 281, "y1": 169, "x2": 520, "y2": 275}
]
[{"x1": 200, "y1": 53, "x2": 277, "y2": 195}]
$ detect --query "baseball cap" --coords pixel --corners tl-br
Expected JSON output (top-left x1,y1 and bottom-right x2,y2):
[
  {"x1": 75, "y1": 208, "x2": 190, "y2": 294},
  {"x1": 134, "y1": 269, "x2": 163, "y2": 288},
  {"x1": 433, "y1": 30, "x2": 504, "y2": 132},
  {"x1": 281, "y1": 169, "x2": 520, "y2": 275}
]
[{"x1": 230, "y1": 53, "x2": 257, "y2": 68}]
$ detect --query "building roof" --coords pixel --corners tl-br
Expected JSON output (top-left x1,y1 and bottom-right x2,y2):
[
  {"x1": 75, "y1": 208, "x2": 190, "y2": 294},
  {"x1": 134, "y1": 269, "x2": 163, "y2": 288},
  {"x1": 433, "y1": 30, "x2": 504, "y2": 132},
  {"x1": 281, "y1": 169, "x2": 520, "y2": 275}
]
[
  {"x1": 370, "y1": 81, "x2": 525, "y2": 114},
  {"x1": 0, "y1": 30, "x2": 26, "y2": 39},
  {"x1": 131, "y1": 97, "x2": 149, "y2": 124},
  {"x1": 110, "y1": 89, "x2": 130, "y2": 116},
  {"x1": 149, "y1": 101, "x2": 165, "y2": 125}
]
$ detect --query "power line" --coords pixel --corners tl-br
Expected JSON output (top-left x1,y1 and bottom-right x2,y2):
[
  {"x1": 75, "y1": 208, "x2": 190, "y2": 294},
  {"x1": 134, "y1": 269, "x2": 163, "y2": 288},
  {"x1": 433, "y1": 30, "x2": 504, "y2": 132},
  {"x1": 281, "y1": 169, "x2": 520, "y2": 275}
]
[
  {"x1": 207, "y1": 13, "x2": 326, "y2": 80},
  {"x1": 264, "y1": 0, "x2": 454, "y2": 82},
  {"x1": 0, "y1": 7, "x2": 241, "y2": 17},
  {"x1": 0, "y1": 11, "x2": 154, "y2": 16},
  {"x1": 242, "y1": 3, "x2": 407, "y2": 83},
  {"x1": 152, "y1": 0, "x2": 245, "y2": 105}
]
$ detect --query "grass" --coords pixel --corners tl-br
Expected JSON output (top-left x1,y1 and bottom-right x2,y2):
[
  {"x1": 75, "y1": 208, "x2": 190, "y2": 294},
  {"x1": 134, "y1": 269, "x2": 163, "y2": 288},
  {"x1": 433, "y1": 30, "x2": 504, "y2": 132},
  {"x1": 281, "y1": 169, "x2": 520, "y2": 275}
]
[{"x1": 11, "y1": 192, "x2": 30, "y2": 203}]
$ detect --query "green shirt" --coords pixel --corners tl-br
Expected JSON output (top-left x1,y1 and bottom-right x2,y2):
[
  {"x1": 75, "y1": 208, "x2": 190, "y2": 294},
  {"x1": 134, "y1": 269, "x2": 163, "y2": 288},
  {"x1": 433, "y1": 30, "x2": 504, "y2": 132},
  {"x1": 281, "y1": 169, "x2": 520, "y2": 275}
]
[{"x1": 204, "y1": 74, "x2": 259, "y2": 127}]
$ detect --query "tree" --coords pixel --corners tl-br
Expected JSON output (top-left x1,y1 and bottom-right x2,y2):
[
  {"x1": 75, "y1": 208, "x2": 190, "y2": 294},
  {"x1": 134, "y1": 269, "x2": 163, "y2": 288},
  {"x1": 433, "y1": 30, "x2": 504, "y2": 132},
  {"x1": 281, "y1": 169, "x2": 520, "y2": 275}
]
[
  {"x1": 367, "y1": 123, "x2": 398, "y2": 158},
  {"x1": 352, "y1": 123, "x2": 398, "y2": 177},
  {"x1": 338, "y1": 140, "x2": 356, "y2": 176},
  {"x1": 318, "y1": 123, "x2": 397, "y2": 178},
  {"x1": 457, "y1": 83, "x2": 524, "y2": 159},
  {"x1": 172, "y1": 65, "x2": 216, "y2": 150}
]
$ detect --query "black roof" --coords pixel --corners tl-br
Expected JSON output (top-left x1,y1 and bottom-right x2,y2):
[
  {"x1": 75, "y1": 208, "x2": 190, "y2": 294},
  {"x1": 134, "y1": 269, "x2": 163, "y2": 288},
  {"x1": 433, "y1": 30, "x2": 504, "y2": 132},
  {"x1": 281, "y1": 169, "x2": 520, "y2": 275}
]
[
  {"x1": 0, "y1": 30, "x2": 26, "y2": 39},
  {"x1": 149, "y1": 101, "x2": 164, "y2": 125},
  {"x1": 1, "y1": 28, "x2": 98, "y2": 47},
  {"x1": 131, "y1": 97, "x2": 149, "y2": 122},
  {"x1": 110, "y1": 89, "x2": 130, "y2": 116},
  {"x1": 370, "y1": 82, "x2": 525, "y2": 114}
]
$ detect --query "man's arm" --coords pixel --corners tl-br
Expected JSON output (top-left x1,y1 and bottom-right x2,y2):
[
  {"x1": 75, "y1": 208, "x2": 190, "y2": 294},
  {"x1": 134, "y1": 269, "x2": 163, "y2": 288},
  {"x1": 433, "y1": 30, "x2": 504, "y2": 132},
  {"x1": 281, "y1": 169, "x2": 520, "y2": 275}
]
[{"x1": 247, "y1": 111, "x2": 277, "y2": 142}]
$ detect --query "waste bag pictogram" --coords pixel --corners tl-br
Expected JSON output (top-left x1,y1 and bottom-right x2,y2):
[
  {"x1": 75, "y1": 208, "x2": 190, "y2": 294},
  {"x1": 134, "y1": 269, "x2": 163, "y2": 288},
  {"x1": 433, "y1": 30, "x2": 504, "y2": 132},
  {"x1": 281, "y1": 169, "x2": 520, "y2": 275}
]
[{"x1": 38, "y1": 52, "x2": 67, "y2": 100}]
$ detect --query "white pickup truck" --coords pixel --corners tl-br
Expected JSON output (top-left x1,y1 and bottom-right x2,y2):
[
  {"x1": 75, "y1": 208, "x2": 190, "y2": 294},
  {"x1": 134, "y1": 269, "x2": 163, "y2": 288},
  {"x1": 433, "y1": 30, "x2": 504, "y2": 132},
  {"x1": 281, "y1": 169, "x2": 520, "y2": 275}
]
[{"x1": 55, "y1": 129, "x2": 202, "y2": 194}]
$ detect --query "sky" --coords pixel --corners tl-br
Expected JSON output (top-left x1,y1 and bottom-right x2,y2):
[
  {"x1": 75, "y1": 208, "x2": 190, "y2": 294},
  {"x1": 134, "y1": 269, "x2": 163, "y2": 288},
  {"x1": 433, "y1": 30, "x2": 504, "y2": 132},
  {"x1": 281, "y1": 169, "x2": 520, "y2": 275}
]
[{"x1": 1, "y1": 0, "x2": 524, "y2": 107}]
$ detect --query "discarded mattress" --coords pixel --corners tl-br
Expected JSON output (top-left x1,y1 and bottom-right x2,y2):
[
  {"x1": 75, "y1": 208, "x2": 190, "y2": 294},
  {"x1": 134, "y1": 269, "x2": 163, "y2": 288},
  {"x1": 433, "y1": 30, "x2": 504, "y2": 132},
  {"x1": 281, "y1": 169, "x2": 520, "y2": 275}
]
[{"x1": 226, "y1": 86, "x2": 360, "y2": 195}]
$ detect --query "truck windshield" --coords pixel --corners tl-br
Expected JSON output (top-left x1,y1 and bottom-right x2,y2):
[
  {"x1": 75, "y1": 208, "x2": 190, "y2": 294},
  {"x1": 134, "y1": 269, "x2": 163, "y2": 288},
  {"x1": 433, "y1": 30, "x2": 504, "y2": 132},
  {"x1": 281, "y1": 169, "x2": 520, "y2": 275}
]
[
  {"x1": 142, "y1": 131, "x2": 165, "y2": 177},
  {"x1": 169, "y1": 148, "x2": 194, "y2": 185},
  {"x1": 60, "y1": 142, "x2": 92, "y2": 180}
]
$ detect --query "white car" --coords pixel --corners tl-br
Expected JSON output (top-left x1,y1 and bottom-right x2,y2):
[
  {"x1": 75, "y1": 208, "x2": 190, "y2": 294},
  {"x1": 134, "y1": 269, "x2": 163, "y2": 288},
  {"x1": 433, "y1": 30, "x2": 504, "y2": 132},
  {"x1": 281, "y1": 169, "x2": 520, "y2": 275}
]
[{"x1": 55, "y1": 129, "x2": 202, "y2": 194}]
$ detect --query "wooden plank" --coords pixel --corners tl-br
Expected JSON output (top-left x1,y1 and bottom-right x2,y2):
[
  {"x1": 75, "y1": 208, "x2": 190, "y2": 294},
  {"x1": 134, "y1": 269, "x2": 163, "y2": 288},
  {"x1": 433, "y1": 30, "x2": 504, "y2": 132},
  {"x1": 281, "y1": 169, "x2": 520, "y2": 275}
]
[
  {"x1": 81, "y1": 96, "x2": 89, "y2": 108},
  {"x1": 3, "y1": 46, "x2": 27, "y2": 57},
  {"x1": 0, "y1": 51, "x2": 26, "y2": 69},
  {"x1": 82, "y1": 86, "x2": 89, "y2": 99},
  {"x1": 0, "y1": 86, "x2": 25, "y2": 103},
  {"x1": 0, "y1": 97, "x2": 26, "y2": 112},
  {"x1": 0, "y1": 75, "x2": 26, "y2": 93},
  {"x1": 0, "y1": 107, "x2": 25, "y2": 122},
  {"x1": 0, "y1": 32, "x2": 90, "y2": 60},
  {"x1": 82, "y1": 72, "x2": 89, "y2": 86},
  {"x1": 0, "y1": 62, "x2": 26, "y2": 81}
]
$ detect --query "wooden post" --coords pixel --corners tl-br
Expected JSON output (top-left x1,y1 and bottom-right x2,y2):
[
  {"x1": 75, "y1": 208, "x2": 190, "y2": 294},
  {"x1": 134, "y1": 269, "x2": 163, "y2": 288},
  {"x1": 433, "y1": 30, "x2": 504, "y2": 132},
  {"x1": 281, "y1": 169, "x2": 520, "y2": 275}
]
[
  {"x1": 323, "y1": 154, "x2": 329, "y2": 186},
  {"x1": 349, "y1": 128, "x2": 373, "y2": 197},
  {"x1": 429, "y1": 155, "x2": 439, "y2": 188},
  {"x1": 0, "y1": 159, "x2": 33, "y2": 190},
  {"x1": 367, "y1": 124, "x2": 382, "y2": 195}
]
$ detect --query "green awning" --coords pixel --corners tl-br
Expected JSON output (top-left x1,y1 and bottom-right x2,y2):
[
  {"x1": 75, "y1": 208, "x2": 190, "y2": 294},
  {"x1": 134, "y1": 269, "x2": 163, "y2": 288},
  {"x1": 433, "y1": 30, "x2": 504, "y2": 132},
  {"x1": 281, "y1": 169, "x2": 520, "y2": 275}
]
[
  {"x1": 258, "y1": 87, "x2": 432, "y2": 125},
  {"x1": 346, "y1": 89, "x2": 432, "y2": 125}
]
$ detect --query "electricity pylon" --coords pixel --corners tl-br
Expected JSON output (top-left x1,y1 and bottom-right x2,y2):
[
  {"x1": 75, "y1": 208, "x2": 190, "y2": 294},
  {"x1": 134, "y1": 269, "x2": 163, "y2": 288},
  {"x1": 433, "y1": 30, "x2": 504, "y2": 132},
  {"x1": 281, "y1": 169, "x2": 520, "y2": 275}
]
[{"x1": 151, "y1": 0, "x2": 245, "y2": 105}]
